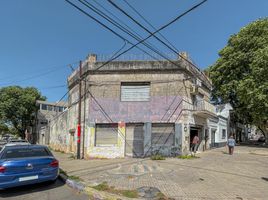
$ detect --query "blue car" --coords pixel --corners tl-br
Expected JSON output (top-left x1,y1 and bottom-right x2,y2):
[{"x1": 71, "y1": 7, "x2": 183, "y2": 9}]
[{"x1": 0, "y1": 144, "x2": 59, "y2": 189}]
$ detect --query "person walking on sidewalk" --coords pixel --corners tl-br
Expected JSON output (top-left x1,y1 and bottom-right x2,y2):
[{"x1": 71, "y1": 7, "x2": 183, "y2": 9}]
[
  {"x1": 227, "y1": 134, "x2": 236, "y2": 155},
  {"x1": 191, "y1": 135, "x2": 200, "y2": 154}
]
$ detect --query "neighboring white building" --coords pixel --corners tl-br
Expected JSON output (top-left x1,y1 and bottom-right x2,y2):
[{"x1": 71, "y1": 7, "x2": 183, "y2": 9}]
[{"x1": 207, "y1": 104, "x2": 232, "y2": 148}]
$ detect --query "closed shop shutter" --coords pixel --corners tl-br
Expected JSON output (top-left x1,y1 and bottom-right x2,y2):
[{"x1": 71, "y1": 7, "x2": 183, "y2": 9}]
[
  {"x1": 152, "y1": 123, "x2": 175, "y2": 146},
  {"x1": 121, "y1": 82, "x2": 150, "y2": 102},
  {"x1": 95, "y1": 124, "x2": 118, "y2": 146},
  {"x1": 126, "y1": 124, "x2": 144, "y2": 157}
]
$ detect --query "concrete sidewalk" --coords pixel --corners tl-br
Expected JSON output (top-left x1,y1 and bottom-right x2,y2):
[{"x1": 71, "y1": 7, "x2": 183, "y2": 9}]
[{"x1": 53, "y1": 146, "x2": 268, "y2": 200}]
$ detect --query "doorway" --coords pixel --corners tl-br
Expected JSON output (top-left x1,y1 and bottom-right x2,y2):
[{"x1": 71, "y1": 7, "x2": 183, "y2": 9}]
[
  {"x1": 190, "y1": 127, "x2": 201, "y2": 150},
  {"x1": 211, "y1": 129, "x2": 216, "y2": 148}
]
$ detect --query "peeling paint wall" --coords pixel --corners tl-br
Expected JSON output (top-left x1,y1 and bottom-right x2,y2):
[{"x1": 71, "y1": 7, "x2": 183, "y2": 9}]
[{"x1": 49, "y1": 110, "x2": 69, "y2": 152}]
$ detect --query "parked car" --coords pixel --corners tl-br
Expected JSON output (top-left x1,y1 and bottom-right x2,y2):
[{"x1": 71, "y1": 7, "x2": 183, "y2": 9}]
[
  {"x1": 0, "y1": 145, "x2": 59, "y2": 189},
  {"x1": 0, "y1": 140, "x2": 7, "y2": 151},
  {"x1": 8, "y1": 139, "x2": 29, "y2": 143}
]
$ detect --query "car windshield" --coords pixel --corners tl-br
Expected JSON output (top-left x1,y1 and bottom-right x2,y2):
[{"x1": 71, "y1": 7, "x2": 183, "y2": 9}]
[{"x1": 2, "y1": 148, "x2": 50, "y2": 159}]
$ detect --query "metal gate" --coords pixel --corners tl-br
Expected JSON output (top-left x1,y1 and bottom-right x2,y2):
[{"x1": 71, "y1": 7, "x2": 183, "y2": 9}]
[{"x1": 125, "y1": 124, "x2": 144, "y2": 157}]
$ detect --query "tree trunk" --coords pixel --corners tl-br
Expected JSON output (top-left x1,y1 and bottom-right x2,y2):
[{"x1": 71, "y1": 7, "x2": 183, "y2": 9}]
[{"x1": 258, "y1": 125, "x2": 268, "y2": 144}]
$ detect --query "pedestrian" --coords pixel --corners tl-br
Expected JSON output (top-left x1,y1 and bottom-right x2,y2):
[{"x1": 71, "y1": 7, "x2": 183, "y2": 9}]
[
  {"x1": 191, "y1": 134, "x2": 199, "y2": 154},
  {"x1": 227, "y1": 134, "x2": 236, "y2": 155}
]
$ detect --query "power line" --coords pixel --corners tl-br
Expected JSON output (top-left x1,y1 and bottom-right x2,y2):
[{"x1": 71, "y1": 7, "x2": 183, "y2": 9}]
[
  {"x1": 122, "y1": 0, "x2": 179, "y2": 52},
  {"x1": 94, "y1": 0, "x2": 208, "y2": 71},
  {"x1": 0, "y1": 61, "x2": 79, "y2": 83},
  {"x1": 0, "y1": 61, "x2": 79, "y2": 86},
  {"x1": 66, "y1": 0, "x2": 205, "y2": 74},
  {"x1": 108, "y1": 0, "x2": 206, "y2": 56},
  {"x1": 78, "y1": 0, "x2": 179, "y2": 66},
  {"x1": 90, "y1": 0, "x2": 168, "y2": 58},
  {"x1": 65, "y1": 0, "x2": 161, "y2": 62},
  {"x1": 39, "y1": 85, "x2": 67, "y2": 90},
  {"x1": 48, "y1": 39, "x2": 128, "y2": 125},
  {"x1": 107, "y1": 0, "x2": 210, "y2": 81}
]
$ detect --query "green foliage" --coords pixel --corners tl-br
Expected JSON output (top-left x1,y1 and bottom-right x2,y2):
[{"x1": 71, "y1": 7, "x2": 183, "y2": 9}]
[
  {"x1": 120, "y1": 190, "x2": 138, "y2": 198},
  {"x1": 92, "y1": 182, "x2": 110, "y2": 191},
  {"x1": 68, "y1": 175, "x2": 82, "y2": 181},
  {"x1": 59, "y1": 168, "x2": 68, "y2": 176},
  {"x1": 0, "y1": 86, "x2": 45, "y2": 137},
  {"x1": 0, "y1": 121, "x2": 9, "y2": 135},
  {"x1": 92, "y1": 182, "x2": 139, "y2": 198},
  {"x1": 208, "y1": 18, "x2": 268, "y2": 137},
  {"x1": 151, "y1": 154, "x2": 166, "y2": 160}
]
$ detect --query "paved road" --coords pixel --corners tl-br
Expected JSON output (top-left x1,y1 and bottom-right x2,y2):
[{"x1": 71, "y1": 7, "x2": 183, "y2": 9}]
[
  {"x1": 55, "y1": 146, "x2": 268, "y2": 200},
  {"x1": 0, "y1": 179, "x2": 88, "y2": 200}
]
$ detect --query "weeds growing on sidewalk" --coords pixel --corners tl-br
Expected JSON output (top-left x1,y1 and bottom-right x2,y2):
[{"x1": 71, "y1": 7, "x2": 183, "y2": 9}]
[
  {"x1": 177, "y1": 155, "x2": 199, "y2": 159},
  {"x1": 92, "y1": 182, "x2": 138, "y2": 198},
  {"x1": 157, "y1": 192, "x2": 174, "y2": 200},
  {"x1": 60, "y1": 168, "x2": 82, "y2": 181},
  {"x1": 59, "y1": 169, "x2": 68, "y2": 176},
  {"x1": 151, "y1": 154, "x2": 166, "y2": 160}
]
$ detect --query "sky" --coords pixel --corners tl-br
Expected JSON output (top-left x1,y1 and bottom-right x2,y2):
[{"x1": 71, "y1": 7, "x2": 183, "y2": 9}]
[{"x1": 0, "y1": 0, "x2": 267, "y2": 102}]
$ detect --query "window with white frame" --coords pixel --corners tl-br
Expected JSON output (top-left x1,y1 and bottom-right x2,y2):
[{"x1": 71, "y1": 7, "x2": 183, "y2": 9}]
[
  {"x1": 95, "y1": 124, "x2": 118, "y2": 146},
  {"x1": 121, "y1": 82, "x2": 150, "y2": 102}
]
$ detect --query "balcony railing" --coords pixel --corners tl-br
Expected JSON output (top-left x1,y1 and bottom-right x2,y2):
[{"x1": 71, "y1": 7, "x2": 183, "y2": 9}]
[{"x1": 193, "y1": 100, "x2": 216, "y2": 115}]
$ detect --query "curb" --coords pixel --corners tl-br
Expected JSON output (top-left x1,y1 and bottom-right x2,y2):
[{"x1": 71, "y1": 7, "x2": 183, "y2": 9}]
[
  {"x1": 58, "y1": 171, "x2": 139, "y2": 200},
  {"x1": 58, "y1": 172, "x2": 85, "y2": 193}
]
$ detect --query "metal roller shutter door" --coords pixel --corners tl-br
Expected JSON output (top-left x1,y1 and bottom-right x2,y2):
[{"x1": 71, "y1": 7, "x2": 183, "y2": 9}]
[
  {"x1": 95, "y1": 124, "x2": 118, "y2": 146},
  {"x1": 125, "y1": 124, "x2": 144, "y2": 157},
  {"x1": 152, "y1": 123, "x2": 175, "y2": 146}
]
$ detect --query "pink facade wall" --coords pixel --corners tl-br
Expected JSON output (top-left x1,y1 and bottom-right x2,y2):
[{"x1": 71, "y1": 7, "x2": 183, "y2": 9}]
[{"x1": 89, "y1": 96, "x2": 183, "y2": 123}]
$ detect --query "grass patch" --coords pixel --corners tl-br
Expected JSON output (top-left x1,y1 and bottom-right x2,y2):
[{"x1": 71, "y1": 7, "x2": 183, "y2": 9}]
[
  {"x1": 68, "y1": 175, "x2": 82, "y2": 181},
  {"x1": 59, "y1": 168, "x2": 68, "y2": 176},
  {"x1": 120, "y1": 190, "x2": 139, "y2": 198},
  {"x1": 59, "y1": 169, "x2": 82, "y2": 181},
  {"x1": 92, "y1": 182, "x2": 110, "y2": 191},
  {"x1": 151, "y1": 154, "x2": 166, "y2": 160},
  {"x1": 177, "y1": 155, "x2": 199, "y2": 159},
  {"x1": 156, "y1": 192, "x2": 171, "y2": 200},
  {"x1": 92, "y1": 182, "x2": 138, "y2": 198}
]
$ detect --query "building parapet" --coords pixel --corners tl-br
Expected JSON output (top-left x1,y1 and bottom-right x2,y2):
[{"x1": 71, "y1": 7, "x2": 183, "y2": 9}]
[{"x1": 67, "y1": 54, "x2": 212, "y2": 90}]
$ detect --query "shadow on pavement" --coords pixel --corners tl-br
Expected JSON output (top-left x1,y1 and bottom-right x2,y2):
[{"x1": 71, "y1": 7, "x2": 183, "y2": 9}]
[
  {"x1": 261, "y1": 177, "x2": 268, "y2": 181},
  {"x1": 238, "y1": 142, "x2": 268, "y2": 148},
  {"x1": 0, "y1": 178, "x2": 64, "y2": 198}
]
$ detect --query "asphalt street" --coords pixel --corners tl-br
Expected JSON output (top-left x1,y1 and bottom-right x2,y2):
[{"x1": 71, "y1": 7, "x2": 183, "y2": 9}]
[{"x1": 0, "y1": 179, "x2": 88, "y2": 200}]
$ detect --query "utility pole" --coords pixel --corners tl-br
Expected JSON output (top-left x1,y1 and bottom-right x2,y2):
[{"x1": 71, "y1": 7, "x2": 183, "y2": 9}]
[
  {"x1": 82, "y1": 79, "x2": 86, "y2": 159},
  {"x1": 77, "y1": 60, "x2": 82, "y2": 159}
]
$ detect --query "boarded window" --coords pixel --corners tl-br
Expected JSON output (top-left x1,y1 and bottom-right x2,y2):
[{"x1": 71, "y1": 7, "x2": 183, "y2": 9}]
[
  {"x1": 95, "y1": 124, "x2": 118, "y2": 146},
  {"x1": 121, "y1": 82, "x2": 150, "y2": 101},
  {"x1": 151, "y1": 123, "x2": 175, "y2": 146}
]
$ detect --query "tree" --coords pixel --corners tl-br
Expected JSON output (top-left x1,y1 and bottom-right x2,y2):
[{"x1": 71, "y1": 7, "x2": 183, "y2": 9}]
[
  {"x1": 0, "y1": 86, "x2": 45, "y2": 138},
  {"x1": 208, "y1": 18, "x2": 268, "y2": 142},
  {"x1": 0, "y1": 121, "x2": 9, "y2": 135}
]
